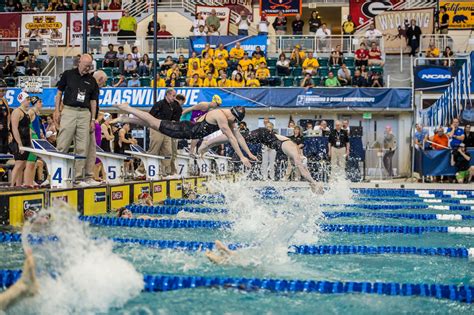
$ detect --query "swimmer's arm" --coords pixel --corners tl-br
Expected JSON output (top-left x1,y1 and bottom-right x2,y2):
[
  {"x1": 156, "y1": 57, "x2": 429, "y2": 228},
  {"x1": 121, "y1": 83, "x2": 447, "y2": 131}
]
[
  {"x1": 217, "y1": 118, "x2": 246, "y2": 161},
  {"x1": 0, "y1": 278, "x2": 28, "y2": 310},
  {"x1": 233, "y1": 127, "x2": 255, "y2": 159},
  {"x1": 182, "y1": 102, "x2": 209, "y2": 115}
]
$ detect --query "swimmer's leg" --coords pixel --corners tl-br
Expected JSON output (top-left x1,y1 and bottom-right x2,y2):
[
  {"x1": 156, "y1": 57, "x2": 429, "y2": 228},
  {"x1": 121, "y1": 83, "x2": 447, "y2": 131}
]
[
  {"x1": 205, "y1": 250, "x2": 227, "y2": 264},
  {"x1": 113, "y1": 103, "x2": 162, "y2": 130},
  {"x1": 215, "y1": 240, "x2": 233, "y2": 256},
  {"x1": 198, "y1": 134, "x2": 230, "y2": 155}
]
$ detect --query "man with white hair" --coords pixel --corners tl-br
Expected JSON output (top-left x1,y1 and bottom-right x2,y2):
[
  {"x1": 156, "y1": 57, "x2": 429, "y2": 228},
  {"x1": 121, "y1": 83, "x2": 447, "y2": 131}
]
[{"x1": 328, "y1": 120, "x2": 349, "y2": 177}]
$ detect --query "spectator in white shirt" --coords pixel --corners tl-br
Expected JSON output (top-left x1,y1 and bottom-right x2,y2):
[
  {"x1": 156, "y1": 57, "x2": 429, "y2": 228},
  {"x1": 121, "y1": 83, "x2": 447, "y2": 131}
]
[
  {"x1": 258, "y1": 12, "x2": 270, "y2": 35},
  {"x1": 365, "y1": 23, "x2": 382, "y2": 45},
  {"x1": 236, "y1": 10, "x2": 251, "y2": 36},
  {"x1": 314, "y1": 120, "x2": 330, "y2": 136},
  {"x1": 191, "y1": 12, "x2": 206, "y2": 34},
  {"x1": 194, "y1": 24, "x2": 207, "y2": 36},
  {"x1": 316, "y1": 23, "x2": 331, "y2": 51}
]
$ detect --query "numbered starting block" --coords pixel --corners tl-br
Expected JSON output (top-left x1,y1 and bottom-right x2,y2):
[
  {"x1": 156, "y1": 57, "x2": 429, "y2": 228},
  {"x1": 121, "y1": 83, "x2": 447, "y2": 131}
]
[
  {"x1": 195, "y1": 154, "x2": 217, "y2": 176},
  {"x1": 21, "y1": 139, "x2": 85, "y2": 188},
  {"x1": 205, "y1": 152, "x2": 232, "y2": 175},
  {"x1": 175, "y1": 153, "x2": 193, "y2": 178},
  {"x1": 95, "y1": 145, "x2": 130, "y2": 184},
  {"x1": 125, "y1": 144, "x2": 168, "y2": 180}
]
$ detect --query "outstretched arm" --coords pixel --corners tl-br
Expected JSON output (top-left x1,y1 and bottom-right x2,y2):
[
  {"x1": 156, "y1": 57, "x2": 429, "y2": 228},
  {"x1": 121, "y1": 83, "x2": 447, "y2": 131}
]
[
  {"x1": 216, "y1": 117, "x2": 251, "y2": 167},
  {"x1": 182, "y1": 102, "x2": 209, "y2": 115},
  {"x1": 233, "y1": 127, "x2": 257, "y2": 160}
]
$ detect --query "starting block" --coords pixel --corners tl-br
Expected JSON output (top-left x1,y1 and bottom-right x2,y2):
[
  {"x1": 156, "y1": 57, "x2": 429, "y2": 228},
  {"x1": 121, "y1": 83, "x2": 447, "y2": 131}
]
[
  {"x1": 205, "y1": 152, "x2": 232, "y2": 175},
  {"x1": 125, "y1": 144, "x2": 168, "y2": 180},
  {"x1": 21, "y1": 139, "x2": 85, "y2": 188},
  {"x1": 175, "y1": 153, "x2": 193, "y2": 178},
  {"x1": 95, "y1": 145, "x2": 130, "y2": 184},
  {"x1": 196, "y1": 154, "x2": 217, "y2": 176}
]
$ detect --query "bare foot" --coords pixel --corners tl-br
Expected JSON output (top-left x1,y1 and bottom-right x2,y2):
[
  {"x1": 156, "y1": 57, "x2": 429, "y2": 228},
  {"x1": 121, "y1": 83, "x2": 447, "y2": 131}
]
[
  {"x1": 205, "y1": 250, "x2": 226, "y2": 264},
  {"x1": 215, "y1": 240, "x2": 233, "y2": 255}
]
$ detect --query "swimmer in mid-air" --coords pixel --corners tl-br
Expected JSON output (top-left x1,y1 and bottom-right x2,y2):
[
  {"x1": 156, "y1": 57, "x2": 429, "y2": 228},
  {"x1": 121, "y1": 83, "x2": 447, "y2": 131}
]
[
  {"x1": 204, "y1": 240, "x2": 235, "y2": 265},
  {"x1": 112, "y1": 103, "x2": 256, "y2": 168},
  {"x1": 199, "y1": 127, "x2": 324, "y2": 193}
]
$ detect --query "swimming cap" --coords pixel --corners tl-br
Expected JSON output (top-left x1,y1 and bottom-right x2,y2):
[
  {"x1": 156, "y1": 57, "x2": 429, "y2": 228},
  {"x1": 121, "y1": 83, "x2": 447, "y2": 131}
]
[
  {"x1": 30, "y1": 96, "x2": 41, "y2": 106},
  {"x1": 17, "y1": 91, "x2": 30, "y2": 103},
  {"x1": 212, "y1": 94, "x2": 222, "y2": 105},
  {"x1": 230, "y1": 106, "x2": 245, "y2": 123}
]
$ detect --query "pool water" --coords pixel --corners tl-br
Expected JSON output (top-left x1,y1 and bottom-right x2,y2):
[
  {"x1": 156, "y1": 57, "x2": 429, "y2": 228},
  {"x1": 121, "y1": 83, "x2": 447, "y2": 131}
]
[{"x1": 1, "y1": 181, "x2": 474, "y2": 314}]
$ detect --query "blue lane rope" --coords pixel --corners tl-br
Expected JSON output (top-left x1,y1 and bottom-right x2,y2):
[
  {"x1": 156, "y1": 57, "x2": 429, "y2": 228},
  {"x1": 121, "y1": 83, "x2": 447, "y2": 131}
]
[
  {"x1": 352, "y1": 189, "x2": 474, "y2": 198},
  {"x1": 78, "y1": 216, "x2": 473, "y2": 234},
  {"x1": 126, "y1": 204, "x2": 228, "y2": 215},
  {"x1": 0, "y1": 269, "x2": 472, "y2": 303},
  {"x1": 321, "y1": 204, "x2": 474, "y2": 211},
  {"x1": 2, "y1": 232, "x2": 472, "y2": 258},
  {"x1": 354, "y1": 197, "x2": 473, "y2": 205}
]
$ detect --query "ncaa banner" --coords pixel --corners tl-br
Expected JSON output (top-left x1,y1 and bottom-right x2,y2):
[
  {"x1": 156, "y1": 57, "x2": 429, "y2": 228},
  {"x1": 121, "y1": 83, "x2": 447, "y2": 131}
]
[
  {"x1": 2, "y1": 87, "x2": 412, "y2": 110},
  {"x1": 21, "y1": 13, "x2": 67, "y2": 45},
  {"x1": 260, "y1": 0, "x2": 302, "y2": 16},
  {"x1": 196, "y1": 5, "x2": 230, "y2": 35},
  {"x1": 189, "y1": 35, "x2": 267, "y2": 55},
  {"x1": 375, "y1": 8, "x2": 434, "y2": 52},
  {"x1": 439, "y1": 0, "x2": 474, "y2": 30},
  {"x1": 0, "y1": 13, "x2": 20, "y2": 38},
  {"x1": 69, "y1": 11, "x2": 122, "y2": 45},
  {"x1": 350, "y1": 0, "x2": 404, "y2": 29},
  {"x1": 414, "y1": 65, "x2": 460, "y2": 91}
]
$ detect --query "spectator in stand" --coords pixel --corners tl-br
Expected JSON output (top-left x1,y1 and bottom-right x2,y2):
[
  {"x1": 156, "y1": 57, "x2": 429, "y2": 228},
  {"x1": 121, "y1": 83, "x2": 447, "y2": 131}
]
[
  {"x1": 231, "y1": 64, "x2": 243, "y2": 80},
  {"x1": 203, "y1": 72, "x2": 217, "y2": 87},
  {"x1": 256, "y1": 62, "x2": 270, "y2": 86},
  {"x1": 123, "y1": 54, "x2": 137, "y2": 76},
  {"x1": 186, "y1": 61, "x2": 204, "y2": 83},
  {"x1": 451, "y1": 143, "x2": 473, "y2": 183},
  {"x1": 365, "y1": 23, "x2": 382, "y2": 45},
  {"x1": 352, "y1": 70, "x2": 367, "y2": 87},
  {"x1": 46, "y1": 2, "x2": 54, "y2": 11},
  {"x1": 127, "y1": 73, "x2": 140, "y2": 87},
  {"x1": 414, "y1": 123, "x2": 429, "y2": 150},
  {"x1": 368, "y1": 42, "x2": 384, "y2": 66},
  {"x1": 207, "y1": 25, "x2": 220, "y2": 36},
  {"x1": 464, "y1": 124, "x2": 474, "y2": 147},
  {"x1": 430, "y1": 127, "x2": 449, "y2": 150},
  {"x1": 360, "y1": 64, "x2": 369, "y2": 80},
  {"x1": 238, "y1": 52, "x2": 252, "y2": 72},
  {"x1": 438, "y1": 6, "x2": 449, "y2": 34},
  {"x1": 252, "y1": 52, "x2": 266, "y2": 69},
  {"x1": 117, "y1": 9, "x2": 137, "y2": 41},
  {"x1": 138, "y1": 54, "x2": 151, "y2": 77},
  {"x1": 160, "y1": 56, "x2": 175, "y2": 74},
  {"x1": 229, "y1": 41, "x2": 245, "y2": 69},
  {"x1": 218, "y1": 73, "x2": 232, "y2": 87},
  {"x1": 201, "y1": 43, "x2": 215, "y2": 58},
  {"x1": 254, "y1": 46, "x2": 266, "y2": 58},
  {"x1": 22, "y1": 2, "x2": 32, "y2": 11},
  {"x1": 308, "y1": 11, "x2": 322, "y2": 35},
  {"x1": 4, "y1": 0, "x2": 16, "y2": 12},
  {"x1": 177, "y1": 55, "x2": 187, "y2": 77},
  {"x1": 290, "y1": 45, "x2": 306, "y2": 66},
  {"x1": 316, "y1": 23, "x2": 332, "y2": 51},
  {"x1": 342, "y1": 15, "x2": 355, "y2": 37},
  {"x1": 355, "y1": 43, "x2": 369, "y2": 67},
  {"x1": 258, "y1": 12, "x2": 270, "y2": 35},
  {"x1": 157, "y1": 25, "x2": 172, "y2": 38},
  {"x1": 131, "y1": 46, "x2": 141, "y2": 61},
  {"x1": 13, "y1": 0, "x2": 22, "y2": 11},
  {"x1": 1, "y1": 57, "x2": 14, "y2": 78},
  {"x1": 150, "y1": 74, "x2": 166, "y2": 88},
  {"x1": 166, "y1": 64, "x2": 180, "y2": 80},
  {"x1": 244, "y1": 64, "x2": 255, "y2": 80},
  {"x1": 314, "y1": 120, "x2": 330, "y2": 136},
  {"x1": 34, "y1": 2, "x2": 45, "y2": 11},
  {"x1": 0, "y1": 80, "x2": 10, "y2": 155},
  {"x1": 88, "y1": 0, "x2": 101, "y2": 10},
  {"x1": 103, "y1": 44, "x2": 117, "y2": 67},
  {"x1": 300, "y1": 73, "x2": 314, "y2": 88},
  {"x1": 201, "y1": 51, "x2": 213, "y2": 73},
  {"x1": 26, "y1": 55, "x2": 40, "y2": 76},
  {"x1": 236, "y1": 10, "x2": 251, "y2": 36},
  {"x1": 232, "y1": 72, "x2": 245, "y2": 87},
  {"x1": 146, "y1": 19, "x2": 159, "y2": 40},
  {"x1": 188, "y1": 51, "x2": 201, "y2": 69},
  {"x1": 108, "y1": 0, "x2": 122, "y2": 10},
  {"x1": 406, "y1": 19, "x2": 422, "y2": 57},
  {"x1": 246, "y1": 71, "x2": 260, "y2": 87},
  {"x1": 325, "y1": 71, "x2": 340, "y2": 87},
  {"x1": 114, "y1": 74, "x2": 127, "y2": 87},
  {"x1": 272, "y1": 11, "x2": 287, "y2": 35},
  {"x1": 447, "y1": 118, "x2": 465, "y2": 149},
  {"x1": 369, "y1": 71, "x2": 384, "y2": 87},
  {"x1": 276, "y1": 53, "x2": 290, "y2": 76},
  {"x1": 191, "y1": 12, "x2": 205, "y2": 34},
  {"x1": 292, "y1": 14, "x2": 304, "y2": 35},
  {"x1": 165, "y1": 72, "x2": 177, "y2": 87},
  {"x1": 214, "y1": 54, "x2": 228, "y2": 73},
  {"x1": 337, "y1": 63, "x2": 351, "y2": 86},
  {"x1": 205, "y1": 9, "x2": 221, "y2": 33},
  {"x1": 89, "y1": 10, "x2": 103, "y2": 39},
  {"x1": 15, "y1": 46, "x2": 29, "y2": 73},
  {"x1": 194, "y1": 24, "x2": 207, "y2": 36},
  {"x1": 302, "y1": 52, "x2": 319, "y2": 75},
  {"x1": 189, "y1": 73, "x2": 202, "y2": 87},
  {"x1": 330, "y1": 45, "x2": 343, "y2": 66},
  {"x1": 426, "y1": 43, "x2": 440, "y2": 65},
  {"x1": 442, "y1": 46, "x2": 454, "y2": 66}
]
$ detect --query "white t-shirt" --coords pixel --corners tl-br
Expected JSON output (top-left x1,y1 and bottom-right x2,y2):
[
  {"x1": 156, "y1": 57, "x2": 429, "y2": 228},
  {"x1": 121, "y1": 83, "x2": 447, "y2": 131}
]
[
  {"x1": 236, "y1": 16, "x2": 250, "y2": 30},
  {"x1": 316, "y1": 28, "x2": 331, "y2": 38},
  {"x1": 276, "y1": 59, "x2": 290, "y2": 67},
  {"x1": 194, "y1": 29, "x2": 206, "y2": 36},
  {"x1": 193, "y1": 19, "x2": 205, "y2": 30},
  {"x1": 258, "y1": 20, "x2": 269, "y2": 33},
  {"x1": 365, "y1": 29, "x2": 382, "y2": 40}
]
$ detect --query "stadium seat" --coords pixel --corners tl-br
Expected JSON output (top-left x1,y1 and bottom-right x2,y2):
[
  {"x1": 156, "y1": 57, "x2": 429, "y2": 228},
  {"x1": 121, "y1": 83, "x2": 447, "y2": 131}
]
[
  {"x1": 292, "y1": 67, "x2": 302, "y2": 77},
  {"x1": 318, "y1": 58, "x2": 329, "y2": 67},
  {"x1": 140, "y1": 77, "x2": 151, "y2": 87},
  {"x1": 177, "y1": 77, "x2": 187, "y2": 87},
  {"x1": 5, "y1": 78, "x2": 15, "y2": 87},
  {"x1": 268, "y1": 66, "x2": 276, "y2": 76},
  {"x1": 102, "y1": 68, "x2": 114, "y2": 77},
  {"x1": 344, "y1": 57, "x2": 355, "y2": 67},
  {"x1": 319, "y1": 67, "x2": 329, "y2": 77},
  {"x1": 95, "y1": 59, "x2": 103, "y2": 68},
  {"x1": 267, "y1": 58, "x2": 277, "y2": 67},
  {"x1": 106, "y1": 78, "x2": 113, "y2": 87},
  {"x1": 312, "y1": 76, "x2": 322, "y2": 86},
  {"x1": 282, "y1": 76, "x2": 294, "y2": 87},
  {"x1": 268, "y1": 76, "x2": 281, "y2": 87},
  {"x1": 369, "y1": 66, "x2": 384, "y2": 74}
]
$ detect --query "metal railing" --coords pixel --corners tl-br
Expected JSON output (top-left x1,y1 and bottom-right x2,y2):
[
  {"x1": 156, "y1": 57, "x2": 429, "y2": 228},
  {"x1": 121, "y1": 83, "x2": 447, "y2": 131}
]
[{"x1": 0, "y1": 37, "x2": 58, "y2": 56}]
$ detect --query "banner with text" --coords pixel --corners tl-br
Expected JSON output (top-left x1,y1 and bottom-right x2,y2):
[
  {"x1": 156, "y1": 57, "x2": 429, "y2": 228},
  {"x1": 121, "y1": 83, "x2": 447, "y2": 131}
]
[
  {"x1": 350, "y1": 0, "x2": 404, "y2": 29},
  {"x1": 375, "y1": 8, "x2": 434, "y2": 52},
  {"x1": 20, "y1": 13, "x2": 67, "y2": 45},
  {"x1": 189, "y1": 35, "x2": 267, "y2": 55},
  {"x1": 196, "y1": 5, "x2": 230, "y2": 35},
  {"x1": 69, "y1": 11, "x2": 122, "y2": 45},
  {"x1": 260, "y1": 0, "x2": 302, "y2": 16},
  {"x1": 2, "y1": 88, "x2": 412, "y2": 110},
  {"x1": 0, "y1": 13, "x2": 20, "y2": 38},
  {"x1": 414, "y1": 65, "x2": 460, "y2": 91},
  {"x1": 439, "y1": 0, "x2": 474, "y2": 30}
]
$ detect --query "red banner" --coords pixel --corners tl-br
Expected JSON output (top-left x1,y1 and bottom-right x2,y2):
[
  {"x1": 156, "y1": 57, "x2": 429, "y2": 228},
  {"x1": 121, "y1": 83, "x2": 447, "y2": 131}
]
[
  {"x1": 0, "y1": 13, "x2": 20, "y2": 38},
  {"x1": 350, "y1": 0, "x2": 404, "y2": 29}
]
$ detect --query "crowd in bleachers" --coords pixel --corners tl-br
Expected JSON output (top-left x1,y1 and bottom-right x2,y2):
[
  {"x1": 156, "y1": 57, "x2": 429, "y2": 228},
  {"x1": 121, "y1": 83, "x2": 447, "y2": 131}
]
[{"x1": 1, "y1": 0, "x2": 120, "y2": 12}]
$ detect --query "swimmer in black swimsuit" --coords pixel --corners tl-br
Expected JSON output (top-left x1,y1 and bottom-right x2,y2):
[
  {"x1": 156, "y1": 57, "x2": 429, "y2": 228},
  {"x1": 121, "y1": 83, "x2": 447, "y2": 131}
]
[
  {"x1": 112, "y1": 103, "x2": 257, "y2": 168},
  {"x1": 199, "y1": 127, "x2": 324, "y2": 194}
]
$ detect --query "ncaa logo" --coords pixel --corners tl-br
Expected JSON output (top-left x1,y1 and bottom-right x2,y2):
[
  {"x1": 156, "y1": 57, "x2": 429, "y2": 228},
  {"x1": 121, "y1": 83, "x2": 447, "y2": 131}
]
[
  {"x1": 361, "y1": 1, "x2": 394, "y2": 18},
  {"x1": 418, "y1": 68, "x2": 452, "y2": 83},
  {"x1": 111, "y1": 191, "x2": 123, "y2": 200}
]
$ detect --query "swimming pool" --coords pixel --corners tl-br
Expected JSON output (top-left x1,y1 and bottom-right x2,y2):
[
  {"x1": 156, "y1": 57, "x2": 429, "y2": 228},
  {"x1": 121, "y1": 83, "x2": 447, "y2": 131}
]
[{"x1": 1, "y1": 181, "x2": 474, "y2": 314}]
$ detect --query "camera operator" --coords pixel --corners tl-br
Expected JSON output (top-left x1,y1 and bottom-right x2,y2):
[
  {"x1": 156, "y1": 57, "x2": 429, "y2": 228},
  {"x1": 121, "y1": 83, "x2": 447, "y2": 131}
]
[{"x1": 451, "y1": 143, "x2": 473, "y2": 183}]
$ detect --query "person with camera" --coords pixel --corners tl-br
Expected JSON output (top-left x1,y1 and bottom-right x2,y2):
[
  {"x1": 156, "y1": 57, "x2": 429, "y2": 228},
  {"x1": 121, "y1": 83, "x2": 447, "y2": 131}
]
[{"x1": 451, "y1": 143, "x2": 473, "y2": 183}]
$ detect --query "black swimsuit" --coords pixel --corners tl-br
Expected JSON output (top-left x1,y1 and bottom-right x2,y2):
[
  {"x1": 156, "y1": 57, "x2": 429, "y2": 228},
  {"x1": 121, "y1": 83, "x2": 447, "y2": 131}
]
[
  {"x1": 0, "y1": 99, "x2": 8, "y2": 154},
  {"x1": 12, "y1": 109, "x2": 31, "y2": 161},
  {"x1": 243, "y1": 128, "x2": 289, "y2": 151},
  {"x1": 158, "y1": 117, "x2": 220, "y2": 140}
]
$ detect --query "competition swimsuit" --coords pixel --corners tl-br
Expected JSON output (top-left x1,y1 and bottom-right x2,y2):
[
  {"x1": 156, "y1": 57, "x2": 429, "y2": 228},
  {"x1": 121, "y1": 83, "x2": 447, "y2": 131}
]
[
  {"x1": 0, "y1": 98, "x2": 9, "y2": 153},
  {"x1": 159, "y1": 114, "x2": 220, "y2": 140},
  {"x1": 13, "y1": 108, "x2": 31, "y2": 161},
  {"x1": 242, "y1": 128, "x2": 290, "y2": 151}
]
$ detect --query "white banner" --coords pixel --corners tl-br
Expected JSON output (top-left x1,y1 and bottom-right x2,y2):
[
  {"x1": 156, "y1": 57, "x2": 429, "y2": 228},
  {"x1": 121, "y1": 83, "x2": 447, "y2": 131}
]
[
  {"x1": 69, "y1": 11, "x2": 122, "y2": 45},
  {"x1": 21, "y1": 13, "x2": 67, "y2": 45},
  {"x1": 196, "y1": 5, "x2": 230, "y2": 35}
]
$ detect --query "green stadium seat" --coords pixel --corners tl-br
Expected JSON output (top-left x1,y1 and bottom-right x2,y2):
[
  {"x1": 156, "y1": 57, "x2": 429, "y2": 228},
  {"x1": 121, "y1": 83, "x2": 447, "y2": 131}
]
[
  {"x1": 312, "y1": 76, "x2": 321, "y2": 86},
  {"x1": 344, "y1": 57, "x2": 355, "y2": 67},
  {"x1": 369, "y1": 66, "x2": 384, "y2": 74},
  {"x1": 318, "y1": 58, "x2": 329, "y2": 67},
  {"x1": 267, "y1": 58, "x2": 277, "y2": 67},
  {"x1": 5, "y1": 77, "x2": 15, "y2": 87},
  {"x1": 95, "y1": 59, "x2": 103, "y2": 68},
  {"x1": 294, "y1": 76, "x2": 304, "y2": 86},
  {"x1": 106, "y1": 78, "x2": 113, "y2": 86},
  {"x1": 268, "y1": 76, "x2": 281, "y2": 87},
  {"x1": 102, "y1": 68, "x2": 114, "y2": 76},
  {"x1": 292, "y1": 67, "x2": 302, "y2": 77},
  {"x1": 268, "y1": 66, "x2": 276, "y2": 76},
  {"x1": 330, "y1": 65, "x2": 341, "y2": 73},
  {"x1": 140, "y1": 77, "x2": 151, "y2": 87},
  {"x1": 282, "y1": 76, "x2": 294, "y2": 87},
  {"x1": 319, "y1": 67, "x2": 329, "y2": 77},
  {"x1": 177, "y1": 77, "x2": 187, "y2": 87}
]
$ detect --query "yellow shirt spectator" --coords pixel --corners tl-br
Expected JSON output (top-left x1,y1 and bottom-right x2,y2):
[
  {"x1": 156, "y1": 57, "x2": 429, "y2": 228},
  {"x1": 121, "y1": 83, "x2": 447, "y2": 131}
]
[
  {"x1": 203, "y1": 77, "x2": 218, "y2": 87},
  {"x1": 252, "y1": 57, "x2": 267, "y2": 68},
  {"x1": 215, "y1": 49, "x2": 229, "y2": 60},
  {"x1": 232, "y1": 79, "x2": 245, "y2": 87},
  {"x1": 201, "y1": 57, "x2": 213, "y2": 72},
  {"x1": 256, "y1": 67, "x2": 270, "y2": 80},
  {"x1": 230, "y1": 47, "x2": 245, "y2": 60},
  {"x1": 118, "y1": 16, "x2": 137, "y2": 32},
  {"x1": 218, "y1": 78, "x2": 233, "y2": 87},
  {"x1": 214, "y1": 58, "x2": 228, "y2": 72},
  {"x1": 290, "y1": 50, "x2": 306, "y2": 61},
  {"x1": 189, "y1": 76, "x2": 203, "y2": 87},
  {"x1": 239, "y1": 58, "x2": 253, "y2": 72},
  {"x1": 188, "y1": 57, "x2": 201, "y2": 69},
  {"x1": 187, "y1": 67, "x2": 205, "y2": 79},
  {"x1": 150, "y1": 77, "x2": 166, "y2": 87},
  {"x1": 246, "y1": 78, "x2": 260, "y2": 87},
  {"x1": 166, "y1": 68, "x2": 180, "y2": 79},
  {"x1": 202, "y1": 48, "x2": 214, "y2": 59},
  {"x1": 302, "y1": 57, "x2": 319, "y2": 72}
]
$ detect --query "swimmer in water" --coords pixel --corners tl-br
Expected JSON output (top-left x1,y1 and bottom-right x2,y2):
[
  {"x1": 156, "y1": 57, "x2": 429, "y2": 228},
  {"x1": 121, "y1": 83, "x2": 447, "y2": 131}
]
[
  {"x1": 204, "y1": 240, "x2": 235, "y2": 264},
  {"x1": 112, "y1": 103, "x2": 256, "y2": 168},
  {"x1": 116, "y1": 207, "x2": 165, "y2": 220},
  {"x1": 137, "y1": 192, "x2": 153, "y2": 206},
  {"x1": 199, "y1": 126, "x2": 324, "y2": 193},
  {"x1": 0, "y1": 247, "x2": 38, "y2": 311}
]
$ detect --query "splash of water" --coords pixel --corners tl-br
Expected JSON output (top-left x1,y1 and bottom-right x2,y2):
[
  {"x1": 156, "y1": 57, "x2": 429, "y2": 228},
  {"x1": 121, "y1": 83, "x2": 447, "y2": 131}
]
[{"x1": 10, "y1": 205, "x2": 143, "y2": 315}]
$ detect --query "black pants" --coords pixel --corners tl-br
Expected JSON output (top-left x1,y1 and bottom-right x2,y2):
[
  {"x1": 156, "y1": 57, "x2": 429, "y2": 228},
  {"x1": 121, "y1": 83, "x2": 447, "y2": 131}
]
[
  {"x1": 409, "y1": 39, "x2": 419, "y2": 56},
  {"x1": 383, "y1": 150, "x2": 395, "y2": 177}
]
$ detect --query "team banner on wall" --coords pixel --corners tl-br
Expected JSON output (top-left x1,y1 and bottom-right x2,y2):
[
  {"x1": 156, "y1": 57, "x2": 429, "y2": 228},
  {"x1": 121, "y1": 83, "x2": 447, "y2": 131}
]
[
  {"x1": 69, "y1": 11, "x2": 122, "y2": 45},
  {"x1": 375, "y1": 8, "x2": 434, "y2": 52},
  {"x1": 189, "y1": 35, "x2": 267, "y2": 54},
  {"x1": 0, "y1": 13, "x2": 21, "y2": 38},
  {"x1": 350, "y1": 0, "x2": 404, "y2": 29},
  {"x1": 2, "y1": 88, "x2": 412, "y2": 109},
  {"x1": 414, "y1": 149, "x2": 474, "y2": 176},
  {"x1": 196, "y1": 5, "x2": 230, "y2": 35},
  {"x1": 439, "y1": 0, "x2": 474, "y2": 30},
  {"x1": 20, "y1": 13, "x2": 67, "y2": 45},
  {"x1": 260, "y1": 0, "x2": 302, "y2": 16},
  {"x1": 414, "y1": 65, "x2": 460, "y2": 91}
]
